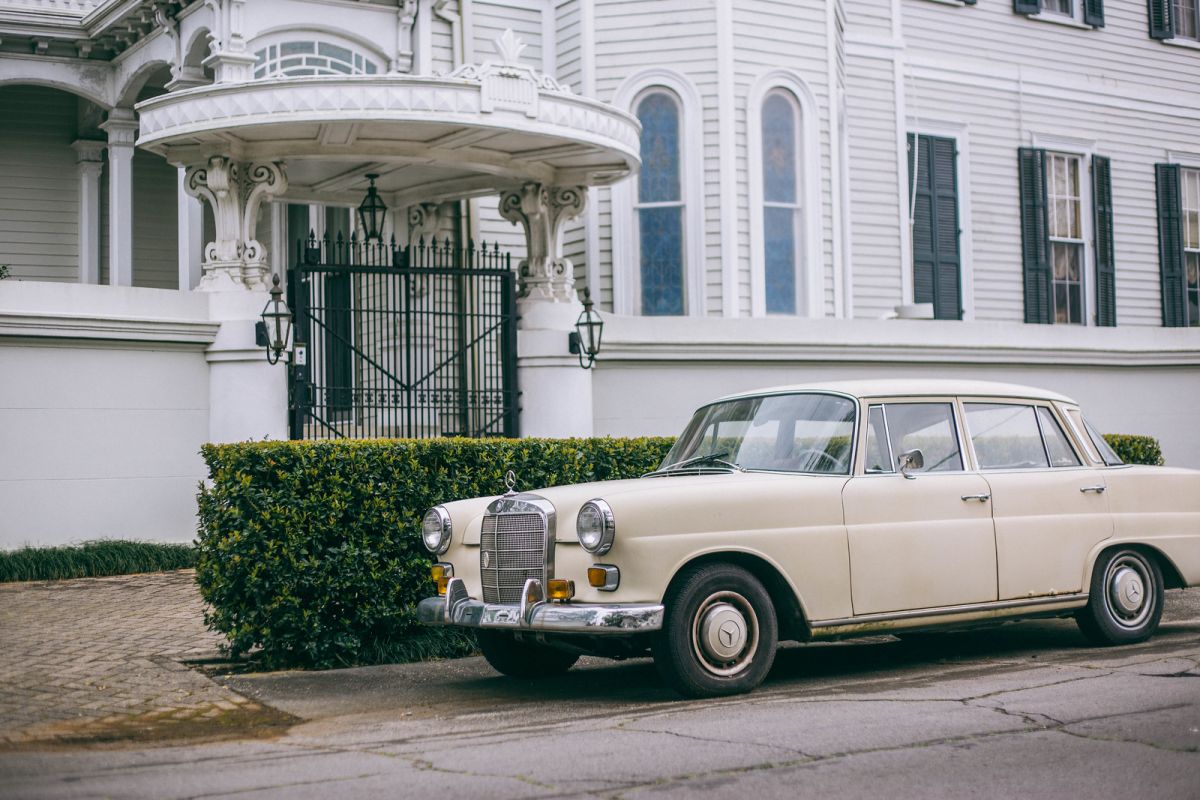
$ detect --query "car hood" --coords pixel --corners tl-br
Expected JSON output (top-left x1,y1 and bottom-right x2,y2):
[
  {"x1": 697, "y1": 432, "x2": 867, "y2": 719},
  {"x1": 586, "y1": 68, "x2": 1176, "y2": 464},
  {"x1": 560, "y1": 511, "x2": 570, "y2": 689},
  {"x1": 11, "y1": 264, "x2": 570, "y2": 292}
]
[{"x1": 443, "y1": 471, "x2": 850, "y2": 544}]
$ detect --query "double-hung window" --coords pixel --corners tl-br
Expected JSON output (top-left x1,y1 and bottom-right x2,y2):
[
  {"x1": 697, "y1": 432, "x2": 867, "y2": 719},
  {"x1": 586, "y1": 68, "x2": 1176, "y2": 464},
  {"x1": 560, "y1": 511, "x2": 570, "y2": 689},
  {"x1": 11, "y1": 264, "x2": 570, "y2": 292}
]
[
  {"x1": 1014, "y1": 0, "x2": 1105, "y2": 28},
  {"x1": 1046, "y1": 153, "x2": 1085, "y2": 325},
  {"x1": 1184, "y1": 168, "x2": 1200, "y2": 325},
  {"x1": 1175, "y1": 1, "x2": 1200, "y2": 39},
  {"x1": 1018, "y1": 147, "x2": 1115, "y2": 326}
]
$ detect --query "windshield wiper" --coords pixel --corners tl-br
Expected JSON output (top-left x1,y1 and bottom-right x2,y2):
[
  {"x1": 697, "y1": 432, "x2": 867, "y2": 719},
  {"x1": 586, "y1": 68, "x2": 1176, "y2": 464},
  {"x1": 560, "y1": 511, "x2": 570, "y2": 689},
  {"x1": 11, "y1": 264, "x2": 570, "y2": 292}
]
[{"x1": 646, "y1": 452, "x2": 742, "y2": 476}]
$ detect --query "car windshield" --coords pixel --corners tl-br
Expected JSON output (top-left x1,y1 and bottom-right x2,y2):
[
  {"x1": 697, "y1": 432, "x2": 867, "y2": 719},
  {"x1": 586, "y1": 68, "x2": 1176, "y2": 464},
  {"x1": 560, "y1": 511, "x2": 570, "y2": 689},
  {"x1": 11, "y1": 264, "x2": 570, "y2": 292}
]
[{"x1": 658, "y1": 393, "x2": 856, "y2": 474}]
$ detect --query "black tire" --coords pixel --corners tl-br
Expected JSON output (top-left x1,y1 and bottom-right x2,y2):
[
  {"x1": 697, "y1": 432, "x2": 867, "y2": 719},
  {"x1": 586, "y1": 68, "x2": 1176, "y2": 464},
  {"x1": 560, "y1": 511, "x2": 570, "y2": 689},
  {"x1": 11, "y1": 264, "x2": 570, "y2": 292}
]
[
  {"x1": 653, "y1": 563, "x2": 778, "y2": 698},
  {"x1": 1076, "y1": 548, "x2": 1164, "y2": 646},
  {"x1": 476, "y1": 630, "x2": 579, "y2": 678}
]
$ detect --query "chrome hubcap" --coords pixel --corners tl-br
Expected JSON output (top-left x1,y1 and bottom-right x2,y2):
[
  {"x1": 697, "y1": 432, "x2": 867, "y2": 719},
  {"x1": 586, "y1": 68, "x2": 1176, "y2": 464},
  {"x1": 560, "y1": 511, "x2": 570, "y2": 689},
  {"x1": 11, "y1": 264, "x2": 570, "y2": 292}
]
[
  {"x1": 1105, "y1": 554, "x2": 1153, "y2": 629},
  {"x1": 691, "y1": 591, "x2": 758, "y2": 677}
]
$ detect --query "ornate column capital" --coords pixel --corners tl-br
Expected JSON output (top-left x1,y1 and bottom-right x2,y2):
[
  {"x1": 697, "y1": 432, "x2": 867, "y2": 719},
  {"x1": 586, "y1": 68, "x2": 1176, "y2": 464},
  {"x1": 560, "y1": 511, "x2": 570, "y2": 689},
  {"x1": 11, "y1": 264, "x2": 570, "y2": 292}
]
[
  {"x1": 71, "y1": 139, "x2": 106, "y2": 171},
  {"x1": 99, "y1": 109, "x2": 138, "y2": 148},
  {"x1": 184, "y1": 156, "x2": 288, "y2": 291},
  {"x1": 498, "y1": 183, "x2": 587, "y2": 302}
]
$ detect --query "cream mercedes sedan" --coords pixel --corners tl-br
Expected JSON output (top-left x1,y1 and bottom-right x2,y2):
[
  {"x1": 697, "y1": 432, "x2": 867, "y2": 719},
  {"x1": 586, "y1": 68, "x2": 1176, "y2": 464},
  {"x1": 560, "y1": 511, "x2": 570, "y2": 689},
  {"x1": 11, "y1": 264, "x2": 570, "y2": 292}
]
[{"x1": 418, "y1": 380, "x2": 1199, "y2": 697}]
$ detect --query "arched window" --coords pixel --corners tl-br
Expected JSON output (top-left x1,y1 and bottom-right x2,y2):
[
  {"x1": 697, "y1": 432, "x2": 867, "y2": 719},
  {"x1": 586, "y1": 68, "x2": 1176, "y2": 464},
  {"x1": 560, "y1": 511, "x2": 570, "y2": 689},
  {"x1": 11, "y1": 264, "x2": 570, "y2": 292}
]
[
  {"x1": 760, "y1": 90, "x2": 802, "y2": 314},
  {"x1": 253, "y1": 40, "x2": 380, "y2": 79},
  {"x1": 635, "y1": 91, "x2": 685, "y2": 315}
]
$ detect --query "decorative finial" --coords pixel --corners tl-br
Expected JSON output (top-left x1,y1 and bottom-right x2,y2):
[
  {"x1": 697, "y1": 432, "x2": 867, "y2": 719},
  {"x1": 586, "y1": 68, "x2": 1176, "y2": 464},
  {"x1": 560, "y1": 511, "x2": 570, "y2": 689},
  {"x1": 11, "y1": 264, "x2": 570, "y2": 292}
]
[{"x1": 494, "y1": 29, "x2": 526, "y2": 65}]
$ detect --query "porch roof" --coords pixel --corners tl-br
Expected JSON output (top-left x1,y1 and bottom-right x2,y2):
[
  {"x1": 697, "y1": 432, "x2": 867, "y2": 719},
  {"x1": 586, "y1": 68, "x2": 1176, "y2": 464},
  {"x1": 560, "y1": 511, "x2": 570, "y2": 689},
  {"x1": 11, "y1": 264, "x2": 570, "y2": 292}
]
[{"x1": 134, "y1": 70, "x2": 642, "y2": 208}]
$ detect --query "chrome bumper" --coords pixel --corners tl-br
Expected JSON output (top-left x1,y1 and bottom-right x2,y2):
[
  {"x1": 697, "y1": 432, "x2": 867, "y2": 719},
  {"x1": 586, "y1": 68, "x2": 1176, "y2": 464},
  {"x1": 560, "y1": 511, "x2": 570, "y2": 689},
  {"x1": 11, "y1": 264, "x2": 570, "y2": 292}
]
[{"x1": 418, "y1": 577, "x2": 664, "y2": 635}]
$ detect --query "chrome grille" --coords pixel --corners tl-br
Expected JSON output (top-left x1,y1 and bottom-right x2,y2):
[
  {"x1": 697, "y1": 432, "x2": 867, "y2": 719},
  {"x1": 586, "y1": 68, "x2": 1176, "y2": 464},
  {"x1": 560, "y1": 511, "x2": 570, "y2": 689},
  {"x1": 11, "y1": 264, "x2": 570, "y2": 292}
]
[{"x1": 480, "y1": 511, "x2": 547, "y2": 604}]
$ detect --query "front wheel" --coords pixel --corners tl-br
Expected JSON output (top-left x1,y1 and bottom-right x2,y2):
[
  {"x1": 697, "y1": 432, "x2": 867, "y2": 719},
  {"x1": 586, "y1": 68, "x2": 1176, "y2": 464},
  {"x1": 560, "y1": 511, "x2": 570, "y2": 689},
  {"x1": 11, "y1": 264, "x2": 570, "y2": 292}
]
[
  {"x1": 477, "y1": 630, "x2": 579, "y2": 678},
  {"x1": 1076, "y1": 548, "x2": 1163, "y2": 646},
  {"x1": 653, "y1": 563, "x2": 778, "y2": 698}
]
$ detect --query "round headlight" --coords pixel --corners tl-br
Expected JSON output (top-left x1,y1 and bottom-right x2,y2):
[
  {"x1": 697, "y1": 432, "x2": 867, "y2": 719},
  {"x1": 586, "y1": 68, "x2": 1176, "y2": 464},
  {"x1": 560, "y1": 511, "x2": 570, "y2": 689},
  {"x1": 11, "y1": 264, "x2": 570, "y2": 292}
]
[
  {"x1": 421, "y1": 506, "x2": 452, "y2": 554},
  {"x1": 576, "y1": 499, "x2": 615, "y2": 555}
]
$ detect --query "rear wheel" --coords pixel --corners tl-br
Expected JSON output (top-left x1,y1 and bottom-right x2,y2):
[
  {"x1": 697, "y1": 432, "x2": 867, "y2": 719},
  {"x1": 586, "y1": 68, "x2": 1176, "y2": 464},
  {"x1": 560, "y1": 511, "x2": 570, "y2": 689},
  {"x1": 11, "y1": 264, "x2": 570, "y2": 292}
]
[
  {"x1": 653, "y1": 563, "x2": 778, "y2": 698},
  {"x1": 477, "y1": 630, "x2": 579, "y2": 678},
  {"x1": 1076, "y1": 548, "x2": 1163, "y2": 646}
]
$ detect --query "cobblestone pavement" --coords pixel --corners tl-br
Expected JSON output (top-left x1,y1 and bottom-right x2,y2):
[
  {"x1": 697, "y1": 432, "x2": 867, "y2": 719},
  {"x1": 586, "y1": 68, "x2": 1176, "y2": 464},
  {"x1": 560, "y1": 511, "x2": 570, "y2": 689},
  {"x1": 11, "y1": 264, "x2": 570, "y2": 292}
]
[{"x1": 0, "y1": 571, "x2": 270, "y2": 747}]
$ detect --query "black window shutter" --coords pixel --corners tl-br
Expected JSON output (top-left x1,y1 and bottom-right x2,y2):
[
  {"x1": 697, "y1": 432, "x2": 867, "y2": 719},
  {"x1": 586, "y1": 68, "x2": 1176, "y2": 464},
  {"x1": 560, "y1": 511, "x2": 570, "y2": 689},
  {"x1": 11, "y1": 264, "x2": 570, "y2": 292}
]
[
  {"x1": 1148, "y1": 0, "x2": 1176, "y2": 39},
  {"x1": 909, "y1": 134, "x2": 963, "y2": 321},
  {"x1": 1018, "y1": 148, "x2": 1053, "y2": 324},
  {"x1": 1013, "y1": 0, "x2": 1043, "y2": 15},
  {"x1": 1092, "y1": 156, "x2": 1116, "y2": 327},
  {"x1": 962, "y1": 0, "x2": 977, "y2": 5},
  {"x1": 1155, "y1": 163, "x2": 1187, "y2": 327},
  {"x1": 1083, "y1": 0, "x2": 1105, "y2": 27}
]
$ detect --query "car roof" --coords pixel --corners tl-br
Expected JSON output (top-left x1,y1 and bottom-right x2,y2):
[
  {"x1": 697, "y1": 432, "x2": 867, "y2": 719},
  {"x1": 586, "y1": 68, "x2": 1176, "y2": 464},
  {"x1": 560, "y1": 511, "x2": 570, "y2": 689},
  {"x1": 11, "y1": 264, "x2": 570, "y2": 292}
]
[{"x1": 712, "y1": 379, "x2": 1077, "y2": 405}]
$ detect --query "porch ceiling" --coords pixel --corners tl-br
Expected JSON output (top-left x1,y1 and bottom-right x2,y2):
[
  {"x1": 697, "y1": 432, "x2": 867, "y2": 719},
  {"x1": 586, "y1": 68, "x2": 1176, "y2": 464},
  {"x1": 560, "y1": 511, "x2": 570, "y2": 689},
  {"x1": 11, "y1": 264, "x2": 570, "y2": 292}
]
[{"x1": 134, "y1": 74, "x2": 642, "y2": 208}]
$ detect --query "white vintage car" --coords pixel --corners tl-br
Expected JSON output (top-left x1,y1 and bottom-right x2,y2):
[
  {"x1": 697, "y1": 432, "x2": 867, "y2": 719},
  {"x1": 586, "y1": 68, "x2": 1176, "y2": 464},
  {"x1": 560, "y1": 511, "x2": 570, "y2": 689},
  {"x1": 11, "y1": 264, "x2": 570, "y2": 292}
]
[{"x1": 418, "y1": 380, "x2": 1200, "y2": 697}]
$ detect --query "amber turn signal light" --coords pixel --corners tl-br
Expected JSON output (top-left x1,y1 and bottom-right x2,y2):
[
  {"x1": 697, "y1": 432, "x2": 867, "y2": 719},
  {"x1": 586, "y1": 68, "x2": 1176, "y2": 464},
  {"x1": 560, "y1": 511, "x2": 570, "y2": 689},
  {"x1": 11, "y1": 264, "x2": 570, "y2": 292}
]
[
  {"x1": 587, "y1": 567, "x2": 607, "y2": 587},
  {"x1": 546, "y1": 578, "x2": 575, "y2": 601},
  {"x1": 431, "y1": 563, "x2": 453, "y2": 596}
]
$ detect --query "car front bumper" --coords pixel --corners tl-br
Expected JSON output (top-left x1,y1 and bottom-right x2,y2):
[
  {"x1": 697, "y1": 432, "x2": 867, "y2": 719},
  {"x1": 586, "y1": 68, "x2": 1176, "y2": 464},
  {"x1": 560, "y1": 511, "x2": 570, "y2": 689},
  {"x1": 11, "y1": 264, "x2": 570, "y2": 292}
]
[{"x1": 418, "y1": 577, "x2": 664, "y2": 635}]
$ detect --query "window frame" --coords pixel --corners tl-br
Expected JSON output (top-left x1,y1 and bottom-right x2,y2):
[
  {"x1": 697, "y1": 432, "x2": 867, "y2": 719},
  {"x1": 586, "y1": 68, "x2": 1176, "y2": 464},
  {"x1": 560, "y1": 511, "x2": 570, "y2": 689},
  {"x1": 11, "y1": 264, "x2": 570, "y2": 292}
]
[
  {"x1": 1181, "y1": 165, "x2": 1200, "y2": 326},
  {"x1": 1175, "y1": 0, "x2": 1200, "y2": 41},
  {"x1": 747, "y1": 70, "x2": 822, "y2": 318},
  {"x1": 1032, "y1": 134, "x2": 1098, "y2": 326},
  {"x1": 612, "y1": 69, "x2": 705, "y2": 316},
  {"x1": 247, "y1": 30, "x2": 385, "y2": 80},
  {"x1": 959, "y1": 400, "x2": 1085, "y2": 472},
  {"x1": 856, "y1": 398, "x2": 967, "y2": 476}
]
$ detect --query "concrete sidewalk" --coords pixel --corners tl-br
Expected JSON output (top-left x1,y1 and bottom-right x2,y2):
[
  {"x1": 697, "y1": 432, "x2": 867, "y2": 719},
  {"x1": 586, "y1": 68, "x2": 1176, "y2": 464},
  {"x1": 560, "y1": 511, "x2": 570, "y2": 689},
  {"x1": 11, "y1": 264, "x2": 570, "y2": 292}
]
[{"x1": 0, "y1": 571, "x2": 283, "y2": 748}]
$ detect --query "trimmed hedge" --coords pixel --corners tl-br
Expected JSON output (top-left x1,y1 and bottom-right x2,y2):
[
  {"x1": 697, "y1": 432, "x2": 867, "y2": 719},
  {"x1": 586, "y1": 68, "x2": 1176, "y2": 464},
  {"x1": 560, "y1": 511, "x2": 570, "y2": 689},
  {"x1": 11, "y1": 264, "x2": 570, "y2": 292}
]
[
  {"x1": 0, "y1": 539, "x2": 196, "y2": 583},
  {"x1": 1103, "y1": 434, "x2": 1164, "y2": 466},
  {"x1": 196, "y1": 437, "x2": 674, "y2": 669}
]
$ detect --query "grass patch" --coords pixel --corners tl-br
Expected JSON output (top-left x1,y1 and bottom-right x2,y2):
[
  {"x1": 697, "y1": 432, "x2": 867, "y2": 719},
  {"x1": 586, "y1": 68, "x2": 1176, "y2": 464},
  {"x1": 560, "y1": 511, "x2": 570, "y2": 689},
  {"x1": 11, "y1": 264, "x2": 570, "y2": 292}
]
[{"x1": 0, "y1": 539, "x2": 197, "y2": 583}]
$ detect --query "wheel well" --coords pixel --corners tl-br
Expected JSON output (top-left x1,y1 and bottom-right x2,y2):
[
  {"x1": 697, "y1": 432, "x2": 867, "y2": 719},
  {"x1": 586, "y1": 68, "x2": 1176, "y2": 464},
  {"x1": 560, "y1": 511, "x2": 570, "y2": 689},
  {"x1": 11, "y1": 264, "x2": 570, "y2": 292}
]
[
  {"x1": 667, "y1": 552, "x2": 810, "y2": 641},
  {"x1": 1094, "y1": 543, "x2": 1187, "y2": 591}
]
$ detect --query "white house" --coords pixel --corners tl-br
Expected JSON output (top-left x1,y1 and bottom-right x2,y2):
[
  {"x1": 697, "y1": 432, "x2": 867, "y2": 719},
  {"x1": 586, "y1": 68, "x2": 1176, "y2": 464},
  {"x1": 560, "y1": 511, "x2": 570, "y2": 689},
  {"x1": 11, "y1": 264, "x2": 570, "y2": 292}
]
[{"x1": 1, "y1": 0, "x2": 1198, "y2": 548}]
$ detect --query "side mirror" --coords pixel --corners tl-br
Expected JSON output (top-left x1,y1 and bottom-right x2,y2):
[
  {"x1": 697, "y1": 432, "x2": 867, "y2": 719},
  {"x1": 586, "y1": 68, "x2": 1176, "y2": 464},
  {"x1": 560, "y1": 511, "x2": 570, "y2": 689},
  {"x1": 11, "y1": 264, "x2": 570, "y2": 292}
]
[{"x1": 898, "y1": 448, "x2": 924, "y2": 480}]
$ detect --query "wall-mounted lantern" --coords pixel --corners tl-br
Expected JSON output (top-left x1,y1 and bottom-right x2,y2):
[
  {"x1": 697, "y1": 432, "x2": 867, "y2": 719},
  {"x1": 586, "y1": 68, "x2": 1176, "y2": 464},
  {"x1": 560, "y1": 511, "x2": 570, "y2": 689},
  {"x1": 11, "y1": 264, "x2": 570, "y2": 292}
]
[
  {"x1": 356, "y1": 173, "x2": 388, "y2": 242},
  {"x1": 256, "y1": 274, "x2": 292, "y2": 365},
  {"x1": 568, "y1": 286, "x2": 604, "y2": 369}
]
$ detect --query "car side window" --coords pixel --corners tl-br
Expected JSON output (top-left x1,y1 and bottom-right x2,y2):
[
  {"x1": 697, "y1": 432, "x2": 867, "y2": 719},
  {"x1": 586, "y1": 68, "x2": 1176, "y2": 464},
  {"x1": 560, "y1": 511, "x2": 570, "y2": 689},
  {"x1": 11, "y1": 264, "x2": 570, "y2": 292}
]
[
  {"x1": 883, "y1": 402, "x2": 963, "y2": 473},
  {"x1": 1037, "y1": 407, "x2": 1082, "y2": 467},
  {"x1": 964, "y1": 403, "x2": 1049, "y2": 470},
  {"x1": 864, "y1": 405, "x2": 894, "y2": 473}
]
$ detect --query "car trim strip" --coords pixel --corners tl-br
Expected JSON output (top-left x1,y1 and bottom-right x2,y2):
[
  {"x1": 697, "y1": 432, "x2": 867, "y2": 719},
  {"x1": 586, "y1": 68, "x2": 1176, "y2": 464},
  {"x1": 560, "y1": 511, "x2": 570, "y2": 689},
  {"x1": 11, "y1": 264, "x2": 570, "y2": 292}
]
[{"x1": 810, "y1": 592, "x2": 1090, "y2": 629}]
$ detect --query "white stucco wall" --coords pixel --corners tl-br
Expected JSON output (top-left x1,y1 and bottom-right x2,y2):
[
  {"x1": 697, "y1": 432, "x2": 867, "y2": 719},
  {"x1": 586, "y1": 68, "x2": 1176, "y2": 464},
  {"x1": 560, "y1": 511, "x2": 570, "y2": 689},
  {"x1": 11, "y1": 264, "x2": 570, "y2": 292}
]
[
  {"x1": 591, "y1": 316, "x2": 1200, "y2": 469},
  {"x1": 0, "y1": 282, "x2": 217, "y2": 549}
]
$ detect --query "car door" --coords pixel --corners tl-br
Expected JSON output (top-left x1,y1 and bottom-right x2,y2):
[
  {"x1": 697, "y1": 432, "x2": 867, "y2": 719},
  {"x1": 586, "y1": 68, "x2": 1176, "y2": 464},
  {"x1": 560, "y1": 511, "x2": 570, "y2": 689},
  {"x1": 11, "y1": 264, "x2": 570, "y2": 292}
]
[
  {"x1": 963, "y1": 401, "x2": 1113, "y2": 600},
  {"x1": 842, "y1": 401, "x2": 997, "y2": 615}
]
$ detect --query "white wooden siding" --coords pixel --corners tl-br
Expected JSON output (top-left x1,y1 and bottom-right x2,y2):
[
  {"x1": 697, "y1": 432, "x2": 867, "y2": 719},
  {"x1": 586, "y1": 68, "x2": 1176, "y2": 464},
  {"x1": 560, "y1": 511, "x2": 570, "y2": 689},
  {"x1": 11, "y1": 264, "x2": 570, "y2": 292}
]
[
  {"x1": 131, "y1": 149, "x2": 178, "y2": 290},
  {"x1": 0, "y1": 86, "x2": 79, "y2": 283}
]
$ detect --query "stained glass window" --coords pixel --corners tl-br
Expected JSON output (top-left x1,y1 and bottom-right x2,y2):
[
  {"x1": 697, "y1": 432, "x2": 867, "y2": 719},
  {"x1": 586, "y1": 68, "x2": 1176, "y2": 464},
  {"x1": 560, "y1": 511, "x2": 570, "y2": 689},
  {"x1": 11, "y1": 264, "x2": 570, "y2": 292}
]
[
  {"x1": 760, "y1": 91, "x2": 802, "y2": 315},
  {"x1": 635, "y1": 91, "x2": 685, "y2": 315}
]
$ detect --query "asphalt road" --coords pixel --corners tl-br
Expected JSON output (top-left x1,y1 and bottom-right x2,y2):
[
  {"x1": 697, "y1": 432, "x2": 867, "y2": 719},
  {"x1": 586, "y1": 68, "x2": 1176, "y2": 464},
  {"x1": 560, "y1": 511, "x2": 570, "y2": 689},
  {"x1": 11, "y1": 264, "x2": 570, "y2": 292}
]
[{"x1": 4, "y1": 592, "x2": 1199, "y2": 800}]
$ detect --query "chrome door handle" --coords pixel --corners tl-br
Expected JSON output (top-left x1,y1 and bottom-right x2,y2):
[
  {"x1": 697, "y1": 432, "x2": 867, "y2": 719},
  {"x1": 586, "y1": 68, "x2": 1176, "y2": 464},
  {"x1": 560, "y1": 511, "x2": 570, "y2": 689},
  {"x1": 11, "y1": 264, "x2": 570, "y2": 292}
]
[
  {"x1": 961, "y1": 493, "x2": 991, "y2": 502},
  {"x1": 1080, "y1": 485, "x2": 1106, "y2": 494}
]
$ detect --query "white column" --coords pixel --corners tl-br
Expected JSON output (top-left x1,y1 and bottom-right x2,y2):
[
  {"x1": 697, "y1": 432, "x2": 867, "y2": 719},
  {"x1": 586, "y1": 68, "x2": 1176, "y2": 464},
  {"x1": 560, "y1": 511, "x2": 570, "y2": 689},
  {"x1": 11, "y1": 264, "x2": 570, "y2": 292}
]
[
  {"x1": 206, "y1": 291, "x2": 289, "y2": 443},
  {"x1": 100, "y1": 109, "x2": 138, "y2": 287},
  {"x1": 177, "y1": 167, "x2": 203, "y2": 290},
  {"x1": 498, "y1": 182, "x2": 594, "y2": 437},
  {"x1": 72, "y1": 140, "x2": 105, "y2": 285}
]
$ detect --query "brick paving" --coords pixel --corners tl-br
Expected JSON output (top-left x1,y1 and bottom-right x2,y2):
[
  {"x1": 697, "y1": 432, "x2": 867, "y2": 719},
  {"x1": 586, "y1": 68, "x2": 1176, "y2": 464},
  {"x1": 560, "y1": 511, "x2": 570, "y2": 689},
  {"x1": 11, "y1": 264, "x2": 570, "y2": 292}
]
[{"x1": 0, "y1": 570, "x2": 265, "y2": 746}]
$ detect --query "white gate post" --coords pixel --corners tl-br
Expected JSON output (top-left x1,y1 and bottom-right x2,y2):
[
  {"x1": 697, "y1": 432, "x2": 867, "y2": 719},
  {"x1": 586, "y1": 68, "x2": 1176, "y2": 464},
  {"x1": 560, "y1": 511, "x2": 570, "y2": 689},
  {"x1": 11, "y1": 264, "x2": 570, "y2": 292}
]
[{"x1": 498, "y1": 182, "x2": 594, "y2": 438}]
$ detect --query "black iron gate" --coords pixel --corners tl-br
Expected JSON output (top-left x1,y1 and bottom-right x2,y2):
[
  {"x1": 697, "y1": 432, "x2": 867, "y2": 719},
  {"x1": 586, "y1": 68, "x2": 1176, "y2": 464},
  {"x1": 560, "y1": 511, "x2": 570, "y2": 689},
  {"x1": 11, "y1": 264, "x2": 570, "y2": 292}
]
[{"x1": 288, "y1": 234, "x2": 518, "y2": 440}]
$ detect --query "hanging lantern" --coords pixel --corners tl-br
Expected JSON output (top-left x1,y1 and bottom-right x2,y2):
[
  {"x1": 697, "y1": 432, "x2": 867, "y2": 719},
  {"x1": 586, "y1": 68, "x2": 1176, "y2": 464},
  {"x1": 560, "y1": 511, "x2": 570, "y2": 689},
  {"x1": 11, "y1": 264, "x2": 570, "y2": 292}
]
[{"x1": 356, "y1": 173, "x2": 388, "y2": 242}]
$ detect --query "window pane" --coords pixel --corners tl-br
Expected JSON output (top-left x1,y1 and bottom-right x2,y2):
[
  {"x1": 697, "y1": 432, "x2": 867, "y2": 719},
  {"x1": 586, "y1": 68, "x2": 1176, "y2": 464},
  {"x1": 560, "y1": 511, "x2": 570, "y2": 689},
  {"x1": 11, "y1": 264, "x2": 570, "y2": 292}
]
[
  {"x1": 637, "y1": 93, "x2": 681, "y2": 204},
  {"x1": 762, "y1": 93, "x2": 797, "y2": 204},
  {"x1": 764, "y1": 206, "x2": 797, "y2": 314},
  {"x1": 865, "y1": 406, "x2": 894, "y2": 473},
  {"x1": 280, "y1": 41, "x2": 315, "y2": 55},
  {"x1": 964, "y1": 404, "x2": 1049, "y2": 470},
  {"x1": 639, "y1": 206, "x2": 684, "y2": 315},
  {"x1": 1084, "y1": 417, "x2": 1123, "y2": 466},
  {"x1": 884, "y1": 403, "x2": 963, "y2": 473},
  {"x1": 1037, "y1": 407, "x2": 1082, "y2": 467}
]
